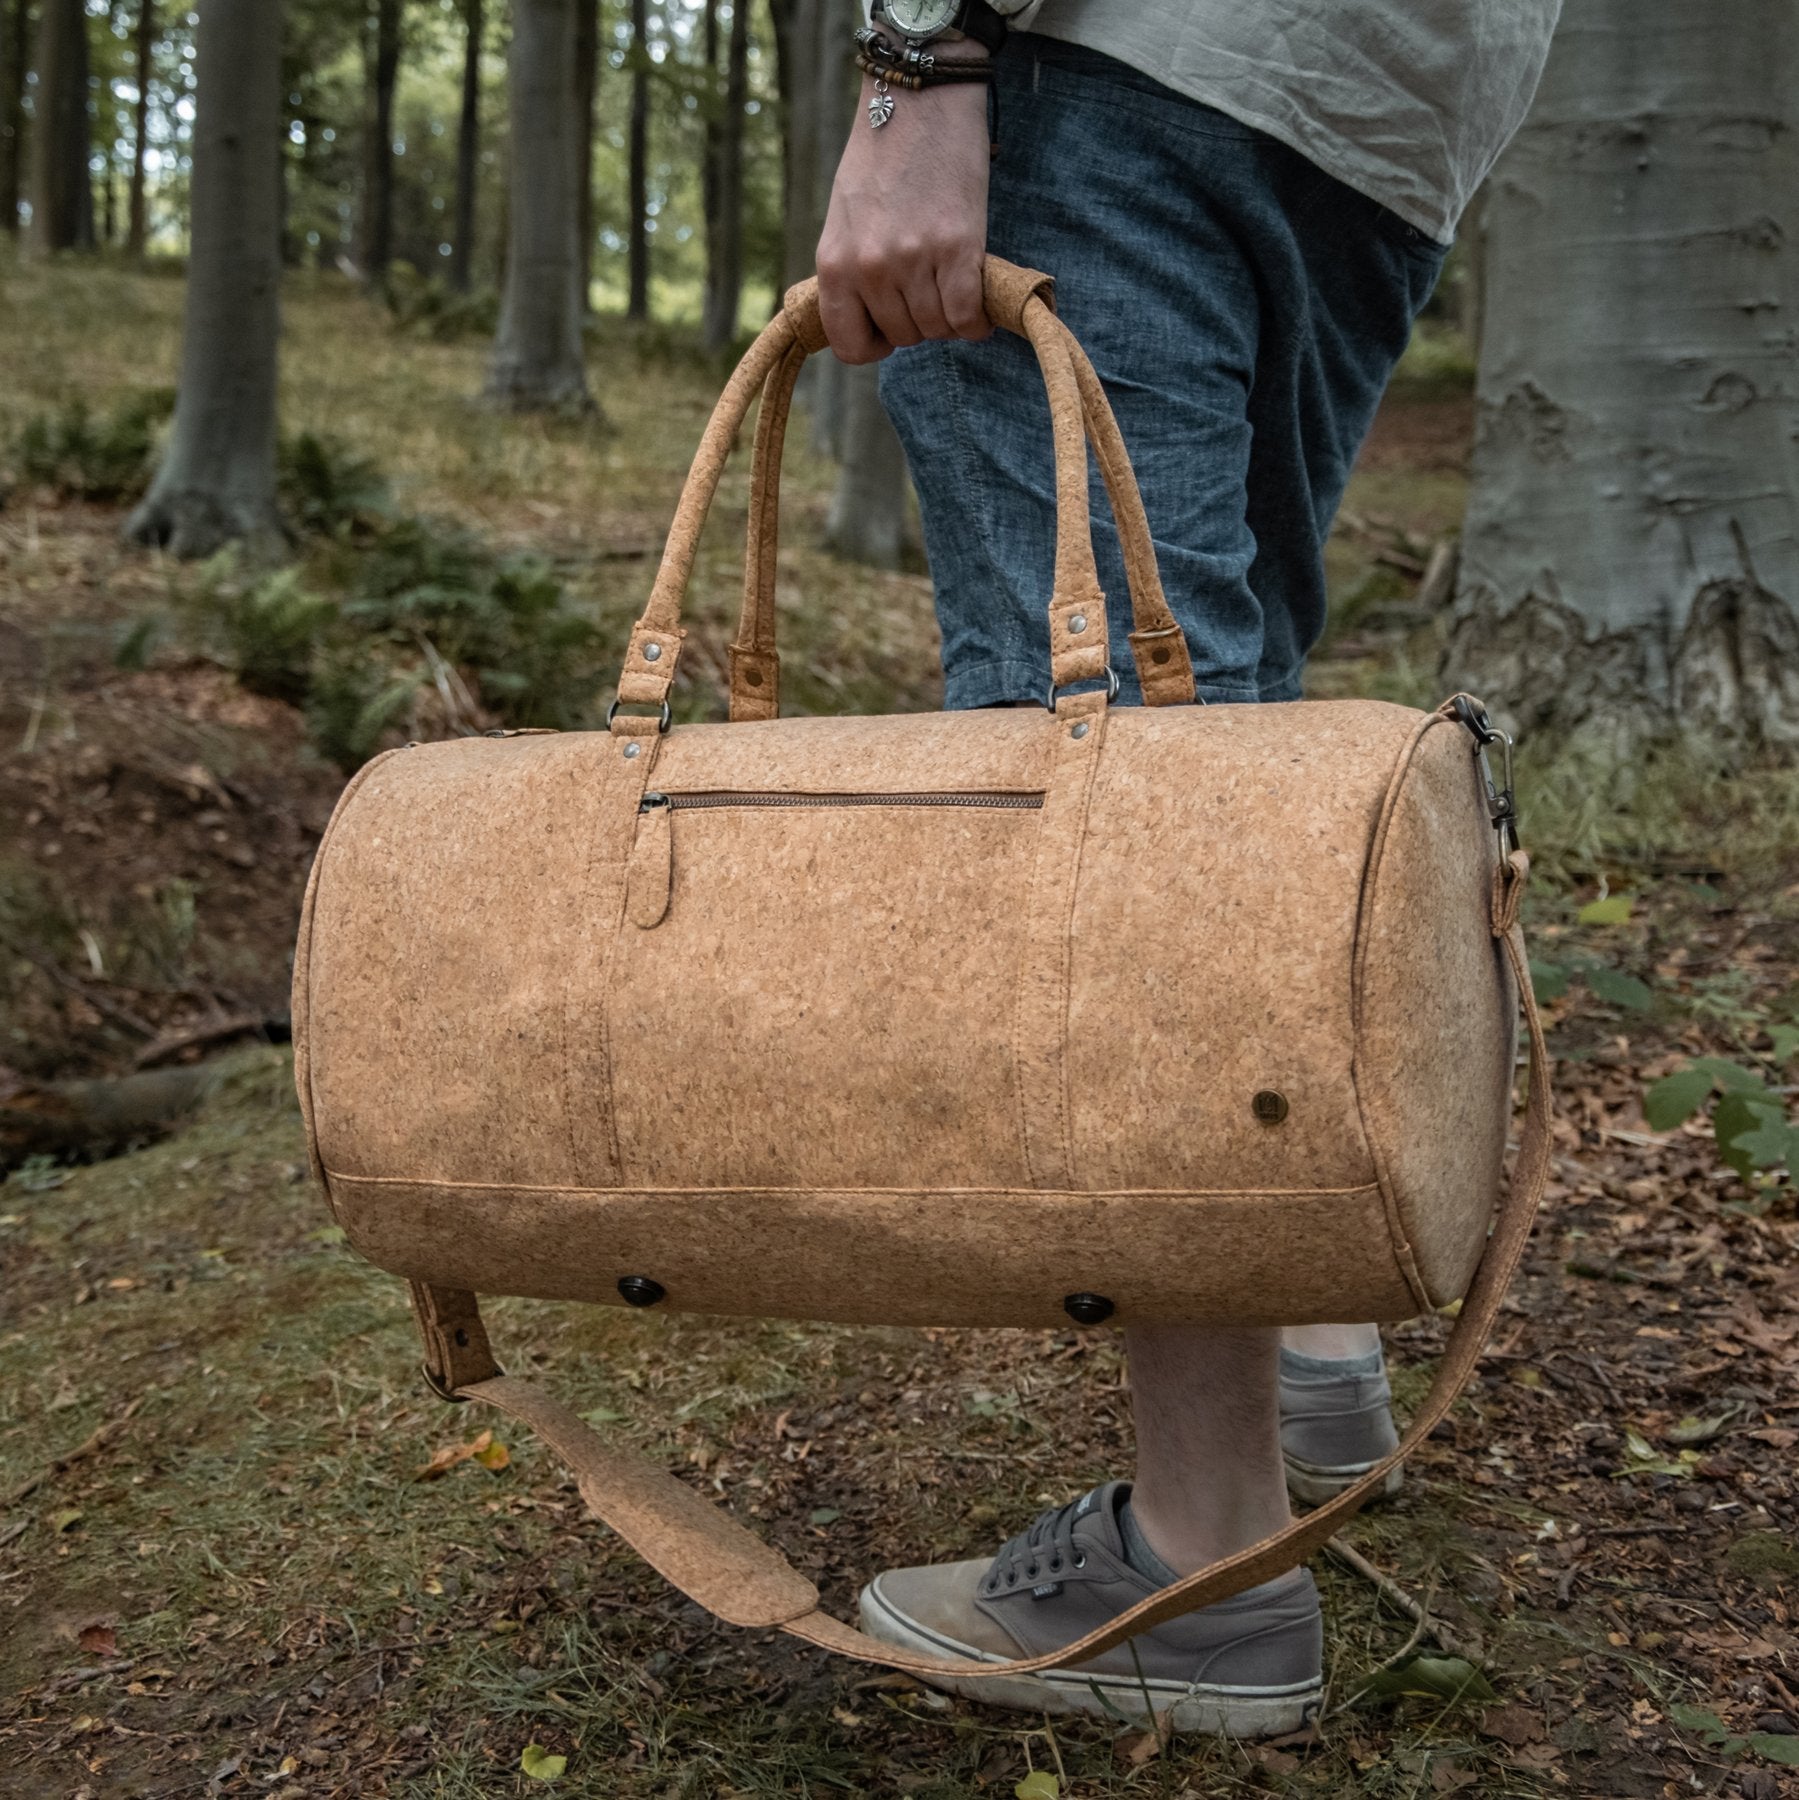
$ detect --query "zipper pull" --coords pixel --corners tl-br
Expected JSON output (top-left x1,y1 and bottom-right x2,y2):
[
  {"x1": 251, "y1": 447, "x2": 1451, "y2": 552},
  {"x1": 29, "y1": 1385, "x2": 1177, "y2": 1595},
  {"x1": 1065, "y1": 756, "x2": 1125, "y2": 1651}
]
[{"x1": 627, "y1": 793, "x2": 673, "y2": 929}]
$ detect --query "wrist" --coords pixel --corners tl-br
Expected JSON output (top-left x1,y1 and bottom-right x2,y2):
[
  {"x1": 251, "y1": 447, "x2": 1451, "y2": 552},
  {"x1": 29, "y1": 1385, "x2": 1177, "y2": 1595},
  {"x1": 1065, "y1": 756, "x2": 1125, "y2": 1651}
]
[{"x1": 862, "y1": 22, "x2": 990, "y2": 62}]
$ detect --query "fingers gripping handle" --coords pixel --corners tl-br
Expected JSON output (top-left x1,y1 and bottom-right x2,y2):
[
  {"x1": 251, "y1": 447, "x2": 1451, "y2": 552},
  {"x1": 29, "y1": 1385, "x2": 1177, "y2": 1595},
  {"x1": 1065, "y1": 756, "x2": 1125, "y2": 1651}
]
[{"x1": 614, "y1": 257, "x2": 1197, "y2": 728}]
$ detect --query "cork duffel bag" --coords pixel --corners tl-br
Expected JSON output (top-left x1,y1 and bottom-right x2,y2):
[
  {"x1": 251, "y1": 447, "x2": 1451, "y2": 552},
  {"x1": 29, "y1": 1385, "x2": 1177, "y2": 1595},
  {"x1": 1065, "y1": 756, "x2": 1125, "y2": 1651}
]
[{"x1": 292, "y1": 258, "x2": 1550, "y2": 1680}]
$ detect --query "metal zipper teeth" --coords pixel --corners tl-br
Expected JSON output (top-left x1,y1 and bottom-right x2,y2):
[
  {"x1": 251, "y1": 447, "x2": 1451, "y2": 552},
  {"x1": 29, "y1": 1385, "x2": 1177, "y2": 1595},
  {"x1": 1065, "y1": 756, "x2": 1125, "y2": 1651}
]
[{"x1": 639, "y1": 789, "x2": 1046, "y2": 813}]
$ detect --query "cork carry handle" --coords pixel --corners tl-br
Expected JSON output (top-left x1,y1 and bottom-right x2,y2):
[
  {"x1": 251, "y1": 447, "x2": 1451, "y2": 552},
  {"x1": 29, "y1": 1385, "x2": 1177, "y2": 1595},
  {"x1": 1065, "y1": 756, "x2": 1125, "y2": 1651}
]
[
  {"x1": 610, "y1": 257, "x2": 1197, "y2": 729},
  {"x1": 414, "y1": 859, "x2": 1549, "y2": 1682},
  {"x1": 726, "y1": 264, "x2": 1198, "y2": 721}
]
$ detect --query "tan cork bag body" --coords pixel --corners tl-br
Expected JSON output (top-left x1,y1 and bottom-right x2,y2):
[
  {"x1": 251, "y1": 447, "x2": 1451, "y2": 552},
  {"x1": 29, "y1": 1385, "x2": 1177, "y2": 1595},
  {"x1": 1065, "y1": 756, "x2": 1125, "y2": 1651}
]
[{"x1": 291, "y1": 261, "x2": 1549, "y2": 1677}]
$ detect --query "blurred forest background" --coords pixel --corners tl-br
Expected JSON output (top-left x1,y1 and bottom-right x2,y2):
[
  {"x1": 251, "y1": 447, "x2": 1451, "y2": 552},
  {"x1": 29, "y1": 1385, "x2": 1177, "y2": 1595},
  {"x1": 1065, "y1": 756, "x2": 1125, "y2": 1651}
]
[{"x1": 0, "y1": 3, "x2": 1797, "y2": 1798}]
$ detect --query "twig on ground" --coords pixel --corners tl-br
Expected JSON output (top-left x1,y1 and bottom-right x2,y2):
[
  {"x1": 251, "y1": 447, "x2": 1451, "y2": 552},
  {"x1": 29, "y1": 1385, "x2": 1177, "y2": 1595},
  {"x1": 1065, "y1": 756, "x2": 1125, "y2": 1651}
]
[
  {"x1": 0, "y1": 928, "x2": 159, "y2": 1039},
  {"x1": 1, "y1": 1397, "x2": 144, "y2": 1509},
  {"x1": 1324, "y1": 1537, "x2": 1479, "y2": 1665},
  {"x1": 1575, "y1": 1350, "x2": 1625, "y2": 1406},
  {"x1": 1326, "y1": 1605, "x2": 1431, "y2": 1720},
  {"x1": 130, "y1": 1012, "x2": 275, "y2": 1070}
]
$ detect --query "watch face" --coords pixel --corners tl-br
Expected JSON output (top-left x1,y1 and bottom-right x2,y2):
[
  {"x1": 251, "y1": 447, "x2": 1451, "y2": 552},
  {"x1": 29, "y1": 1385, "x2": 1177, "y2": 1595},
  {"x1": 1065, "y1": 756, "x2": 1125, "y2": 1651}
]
[{"x1": 883, "y1": 0, "x2": 960, "y2": 36}]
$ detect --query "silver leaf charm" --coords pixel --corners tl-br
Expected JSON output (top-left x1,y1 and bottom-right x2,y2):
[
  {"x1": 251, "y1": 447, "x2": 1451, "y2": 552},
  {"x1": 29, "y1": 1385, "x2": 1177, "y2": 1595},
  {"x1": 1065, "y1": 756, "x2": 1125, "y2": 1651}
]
[{"x1": 868, "y1": 82, "x2": 895, "y2": 129}]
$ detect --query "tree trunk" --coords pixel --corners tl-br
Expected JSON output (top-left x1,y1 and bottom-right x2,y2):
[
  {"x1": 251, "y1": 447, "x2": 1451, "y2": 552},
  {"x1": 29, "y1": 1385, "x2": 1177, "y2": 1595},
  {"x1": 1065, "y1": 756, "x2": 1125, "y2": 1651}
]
[
  {"x1": 448, "y1": 0, "x2": 480, "y2": 292},
  {"x1": 485, "y1": 0, "x2": 592, "y2": 412},
  {"x1": 825, "y1": 364, "x2": 914, "y2": 567},
  {"x1": 700, "y1": 0, "x2": 747, "y2": 351},
  {"x1": 127, "y1": 0, "x2": 153, "y2": 257},
  {"x1": 26, "y1": 0, "x2": 93, "y2": 255},
  {"x1": 573, "y1": 0, "x2": 596, "y2": 312},
  {"x1": 799, "y1": 0, "x2": 857, "y2": 453},
  {"x1": 0, "y1": 0, "x2": 27, "y2": 236},
  {"x1": 626, "y1": 0, "x2": 648, "y2": 319},
  {"x1": 361, "y1": 0, "x2": 400, "y2": 282},
  {"x1": 124, "y1": 0, "x2": 286, "y2": 558},
  {"x1": 1447, "y1": 0, "x2": 1799, "y2": 745},
  {"x1": 701, "y1": 0, "x2": 720, "y2": 312}
]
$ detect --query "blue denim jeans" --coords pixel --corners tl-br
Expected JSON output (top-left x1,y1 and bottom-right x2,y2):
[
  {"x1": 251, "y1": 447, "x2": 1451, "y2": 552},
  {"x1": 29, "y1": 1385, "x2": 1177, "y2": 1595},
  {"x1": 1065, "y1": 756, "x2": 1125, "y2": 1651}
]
[{"x1": 879, "y1": 36, "x2": 1449, "y2": 709}]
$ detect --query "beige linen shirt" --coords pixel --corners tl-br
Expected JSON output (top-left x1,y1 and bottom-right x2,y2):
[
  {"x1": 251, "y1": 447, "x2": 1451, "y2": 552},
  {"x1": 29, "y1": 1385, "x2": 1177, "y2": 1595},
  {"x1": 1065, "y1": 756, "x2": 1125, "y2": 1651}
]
[{"x1": 989, "y1": 0, "x2": 1561, "y2": 242}]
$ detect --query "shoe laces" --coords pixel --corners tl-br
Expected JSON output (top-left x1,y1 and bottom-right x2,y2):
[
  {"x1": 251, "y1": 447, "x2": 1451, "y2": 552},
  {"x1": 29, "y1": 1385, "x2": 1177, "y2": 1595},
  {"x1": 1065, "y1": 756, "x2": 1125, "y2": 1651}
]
[{"x1": 984, "y1": 1492, "x2": 1093, "y2": 1594}]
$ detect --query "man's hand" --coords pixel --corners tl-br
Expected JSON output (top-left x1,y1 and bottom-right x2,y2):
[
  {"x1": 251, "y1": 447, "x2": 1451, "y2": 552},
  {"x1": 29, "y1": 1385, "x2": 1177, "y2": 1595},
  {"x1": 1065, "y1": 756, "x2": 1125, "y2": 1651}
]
[{"x1": 817, "y1": 61, "x2": 994, "y2": 364}]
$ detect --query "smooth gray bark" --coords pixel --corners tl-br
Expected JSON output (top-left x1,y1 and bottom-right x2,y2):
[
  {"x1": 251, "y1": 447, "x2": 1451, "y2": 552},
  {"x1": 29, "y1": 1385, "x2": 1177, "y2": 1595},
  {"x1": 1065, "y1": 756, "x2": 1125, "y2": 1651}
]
[
  {"x1": 26, "y1": 0, "x2": 92, "y2": 254},
  {"x1": 0, "y1": 0, "x2": 25, "y2": 234},
  {"x1": 626, "y1": 0, "x2": 648, "y2": 319},
  {"x1": 791, "y1": 0, "x2": 857, "y2": 455},
  {"x1": 125, "y1": 0, "x2": 286, "y2": 557},
  {"x1": 700, "y1": 0, "x2": 748, "y2": 352},
  {"x1": 574, "y1": 0, "x2": 596, "y2": 311},
  {"x1": 448, "y1": 0, "x2": 480, "y2": 292},
  {"x1": 1448, "y1": 0, "x2": 1799, "y2": 744},
  {"x1": 127, "y1": 0, "x2": 154, "y2": 257},
  {"x1": 825, "y1": 363, "x2": 914, "y2": 568},
  {"x1": 485, "y1": 0, "x2": 592, "y2": 411},
  {"x1": 360, "y1": 0, "x2": 401, "y2": 280}
]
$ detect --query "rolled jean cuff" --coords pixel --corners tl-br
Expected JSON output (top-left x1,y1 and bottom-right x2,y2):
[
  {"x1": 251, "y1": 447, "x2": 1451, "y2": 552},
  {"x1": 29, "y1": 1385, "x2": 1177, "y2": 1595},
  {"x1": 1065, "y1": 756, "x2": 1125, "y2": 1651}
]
[{"x1": 943, "y1": 658, "x2": 1306, "y2": 711}]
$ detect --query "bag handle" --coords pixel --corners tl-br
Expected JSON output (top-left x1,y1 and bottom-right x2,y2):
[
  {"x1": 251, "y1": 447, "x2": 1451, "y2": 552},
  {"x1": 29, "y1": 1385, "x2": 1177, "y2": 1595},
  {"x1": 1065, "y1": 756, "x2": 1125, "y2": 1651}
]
[
  {"x1": 726, "y1": 263, "x2": 1199, "y2": 721},
  {"x1": 413, "y1": 856, "x2": 1547, "y2": 1679},
  {"x1": 610, "y1": 257, "x2": 1197, "y2": 731}
]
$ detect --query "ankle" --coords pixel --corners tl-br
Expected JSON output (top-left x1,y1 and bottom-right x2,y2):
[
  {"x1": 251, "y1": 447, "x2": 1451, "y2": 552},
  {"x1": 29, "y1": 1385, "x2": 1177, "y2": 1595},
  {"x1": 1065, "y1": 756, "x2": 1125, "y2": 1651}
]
[
  {"x1": 1125, "y1": 1482, "x2": 1292, "y2": 1577},
  {"x1": 1282, "y1": 1322, "x2": 1383, "y2": 1361}
]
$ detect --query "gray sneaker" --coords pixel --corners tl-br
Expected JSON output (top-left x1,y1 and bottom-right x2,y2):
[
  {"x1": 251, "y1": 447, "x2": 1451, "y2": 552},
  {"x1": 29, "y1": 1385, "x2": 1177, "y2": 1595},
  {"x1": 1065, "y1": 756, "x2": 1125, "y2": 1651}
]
[
  {"x1": 1280, "y1": 1347, "x2": 1403, "y2": 1506},
  {"x1": 858, "y1": 1482, "x2": 1322, "y2": 1736}
]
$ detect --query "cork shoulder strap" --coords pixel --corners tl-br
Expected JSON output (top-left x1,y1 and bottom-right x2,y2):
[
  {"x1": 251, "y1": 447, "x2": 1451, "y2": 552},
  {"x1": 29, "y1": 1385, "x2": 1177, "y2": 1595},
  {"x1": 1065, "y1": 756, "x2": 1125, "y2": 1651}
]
[{"x1": 413, "y1": 862, "x2": 1547, "y2": 1679}]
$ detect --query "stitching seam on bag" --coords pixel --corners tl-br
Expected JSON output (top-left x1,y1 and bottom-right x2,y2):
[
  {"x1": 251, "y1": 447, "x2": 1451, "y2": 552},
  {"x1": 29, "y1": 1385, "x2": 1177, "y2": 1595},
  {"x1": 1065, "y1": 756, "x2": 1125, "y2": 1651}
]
[
  {"x1": 1347, "y1": 712, "x2": 1440, "y2": 1315},
  {"x1": 292, "y1": 745, "x2": 406, "y2": 1223},
  {"x1": 321, "y1": 1171, "x2": 1388, "y2": 1200}
]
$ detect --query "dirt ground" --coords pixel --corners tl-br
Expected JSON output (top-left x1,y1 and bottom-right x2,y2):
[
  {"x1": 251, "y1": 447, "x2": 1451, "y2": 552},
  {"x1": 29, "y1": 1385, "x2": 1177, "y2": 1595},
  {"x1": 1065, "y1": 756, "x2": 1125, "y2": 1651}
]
[{"x1": 1, "y1": 270, "x2": 1796, "y2": 1799}]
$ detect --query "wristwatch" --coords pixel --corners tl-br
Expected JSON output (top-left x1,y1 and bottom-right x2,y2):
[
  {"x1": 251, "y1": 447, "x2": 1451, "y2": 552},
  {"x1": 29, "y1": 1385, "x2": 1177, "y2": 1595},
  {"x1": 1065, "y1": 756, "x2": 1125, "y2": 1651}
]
[{"x1": 870, "y1": 0, "x2": 1010, "y2": 54}]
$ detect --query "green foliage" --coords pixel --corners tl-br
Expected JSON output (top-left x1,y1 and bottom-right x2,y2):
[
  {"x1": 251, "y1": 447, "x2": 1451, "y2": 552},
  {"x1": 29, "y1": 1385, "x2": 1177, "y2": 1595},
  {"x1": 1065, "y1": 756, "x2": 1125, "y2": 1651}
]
[
  {"x1": 166, "y1": 513, "x2": 605, "y2": 769},
  {"x1": 1725, "y1": 1530, "x2": 1799, "y2": 1584},
  {"x1": 382, "y1": 267, "x2": 500, "y2": 341},
  {"x1": 9, "y1": 390, "x2": 175, "y2": 500},
  {"x1": 1668, "y1": 1703, "x2": 1799, "y2": 1768},
  {"x1": 186, "y1": 564, "x2": 339, "y2": 706},
  {"x1": 1356, "y1": 1655, "x2": 1496, "y2": 1707},
  {"x1": 304, "y1": 657, "x2": 424, "y2": 773},
  {"x1": 342, "y1": 517, "x2": 605, "y2": 730},
  {"x1": 1644, "y1": 1053, "x2": 1799, "y2": 1193},
  {"x1": 1529, "y1": 949, "x2": 1653, "y2": 1015},
  {"x1": 1577, "y1": 894, "x2": 1633, "y2": 926},
  {"x1": 519, "y1": 1743, "x2": 568, "y2": 1782},
  {"x1": 1389, "y1": 319, "x2": 1477, "y2": 398},
  {"x1": 278, "y1": 430, "x2": 392, "y2": 537}
]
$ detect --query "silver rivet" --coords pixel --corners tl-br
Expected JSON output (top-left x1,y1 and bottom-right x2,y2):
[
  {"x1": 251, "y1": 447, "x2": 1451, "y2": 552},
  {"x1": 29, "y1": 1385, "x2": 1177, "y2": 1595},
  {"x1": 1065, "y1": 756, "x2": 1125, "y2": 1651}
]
[
  {"x1": 1070, "y1": 721, "x2": 1089, "y2": 740},
  {"x1": 643, "y1": 642, "x2": 662, "y2": 662},
  {"x1": 622, "y1": 741, "x2": 642, "y2": 759},
  {"x1": 1069, "y1": 613, "x2": 1087, "y2": 635}
]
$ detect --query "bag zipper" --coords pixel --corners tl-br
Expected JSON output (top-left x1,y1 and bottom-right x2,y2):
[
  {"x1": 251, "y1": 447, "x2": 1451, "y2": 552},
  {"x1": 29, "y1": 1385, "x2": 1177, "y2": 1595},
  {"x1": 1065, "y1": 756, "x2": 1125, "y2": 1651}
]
[{"x1": 639, "y1": 789, "x2": 1045, "y2": 813}]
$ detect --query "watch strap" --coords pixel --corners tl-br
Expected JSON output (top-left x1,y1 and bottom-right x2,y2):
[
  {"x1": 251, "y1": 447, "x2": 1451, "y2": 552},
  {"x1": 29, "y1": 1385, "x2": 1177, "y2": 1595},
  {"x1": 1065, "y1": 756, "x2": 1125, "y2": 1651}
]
[
  {"x1": 958, "y1": 0, "x2": 1008, "y2": 53},
  {"x1": 871, "y1": 0, "x2": 1009, "y2": 54}
]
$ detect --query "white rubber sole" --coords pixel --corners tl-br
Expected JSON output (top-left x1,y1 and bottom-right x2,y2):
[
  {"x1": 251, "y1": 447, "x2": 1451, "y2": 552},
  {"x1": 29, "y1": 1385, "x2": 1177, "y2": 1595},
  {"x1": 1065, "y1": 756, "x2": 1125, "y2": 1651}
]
[
  {"x1": 857, "y1": 1584, "x2": 1323, "y2": 1738},
  {"x1": 1284, "y1": 1453, "x2": 1405, "y2": 1508}
]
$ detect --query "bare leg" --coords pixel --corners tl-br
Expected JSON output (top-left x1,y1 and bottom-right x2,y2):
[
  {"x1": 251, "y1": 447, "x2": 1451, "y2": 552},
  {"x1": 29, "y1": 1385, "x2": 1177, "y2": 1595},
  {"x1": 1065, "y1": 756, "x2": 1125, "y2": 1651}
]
[
  {"x1": 1282, "y1": 1322, "x2": 1383, "y2": 1360},
  {"x1": 1124, "y1": 1324, "x2": 1291, "y2": 1575}
]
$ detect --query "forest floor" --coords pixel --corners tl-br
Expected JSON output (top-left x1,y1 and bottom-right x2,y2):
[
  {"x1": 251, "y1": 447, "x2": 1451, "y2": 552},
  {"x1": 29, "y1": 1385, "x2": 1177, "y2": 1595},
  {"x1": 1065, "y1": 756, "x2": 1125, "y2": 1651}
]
[{"x1": 1, "y1": 261, "x2": 1796, "y2": 1800}]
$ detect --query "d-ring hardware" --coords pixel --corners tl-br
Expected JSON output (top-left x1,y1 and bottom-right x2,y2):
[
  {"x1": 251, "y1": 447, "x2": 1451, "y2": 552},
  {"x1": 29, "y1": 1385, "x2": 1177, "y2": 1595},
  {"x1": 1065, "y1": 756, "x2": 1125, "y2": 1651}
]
[
  {"x1": 607, "y1": 698, "x2": 673, "y2": 734},
  {"x1": 1045, "y1": 665, "x2": 1121, "y2": 711},
  {"x1": 1450, "y1": 695, "x2": 1520, "y2": 855}
]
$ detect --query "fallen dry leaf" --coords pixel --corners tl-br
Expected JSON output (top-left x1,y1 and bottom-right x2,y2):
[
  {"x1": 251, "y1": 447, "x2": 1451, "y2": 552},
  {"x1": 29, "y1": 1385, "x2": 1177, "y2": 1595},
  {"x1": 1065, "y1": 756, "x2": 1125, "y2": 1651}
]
[
  {"x1": 1115, "y1": 1729, "x2": 1161, "y2": 1767},
  {"x1": 1247, "y1": 1745, "x2": 1300, "y2": 1776},
  {"x1": 1480, "y1": 1703, "x2": 1545, "y2": 1746},
  {"x1": 412, "y1": 1429, "x2": 507, "y2": 1481},
  {"x1": 76, "y1": 1623, "x2": 116, "y2": 1657}
]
